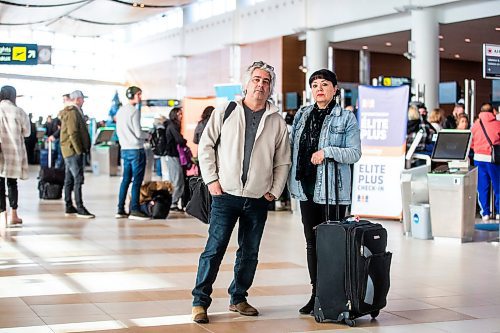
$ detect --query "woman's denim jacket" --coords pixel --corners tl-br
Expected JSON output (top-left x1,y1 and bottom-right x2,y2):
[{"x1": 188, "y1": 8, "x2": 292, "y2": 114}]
[{"x1": 288, "y1": 104, "x2": 361, "y2": 205}]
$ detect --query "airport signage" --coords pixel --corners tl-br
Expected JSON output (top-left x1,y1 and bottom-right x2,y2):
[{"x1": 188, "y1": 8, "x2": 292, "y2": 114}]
[
  {"x1": 143, "y1": 99, "x2": 180, "y2": 107},
  {"x1": 0, "y1": 43, "x2": 38, "y2": 65},
  {"x1": 483, "y1": 43, "x2": 500, "y2": 79},
  {"x1": 351, "y1": 85, "x2": 409, "y2": 219}
]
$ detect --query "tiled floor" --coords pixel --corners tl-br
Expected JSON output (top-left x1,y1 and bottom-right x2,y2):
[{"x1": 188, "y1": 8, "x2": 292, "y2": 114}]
[{"x1": 0, "y1": 166, "x2": 499, "y2": 333}]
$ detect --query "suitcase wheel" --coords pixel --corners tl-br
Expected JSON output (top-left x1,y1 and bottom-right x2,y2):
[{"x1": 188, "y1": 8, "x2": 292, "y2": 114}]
[
  {"x1": 345, "y1": 318, "x2": 356, "y2": 327},
  {"x1": 370, "y1": 310, "x2": 380, "y2": 319}
]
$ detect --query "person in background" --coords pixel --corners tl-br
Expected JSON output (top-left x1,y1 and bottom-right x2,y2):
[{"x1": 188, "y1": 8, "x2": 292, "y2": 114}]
[
  {"x1": 0, "y1": 85, "x2": 31, "y2": 226},
  {"x1": 59, "y1": 90, "x2": 94, "y2": 219},
  {"x1": 288, "y1": 69, "x2": 361, "y2": 315},
  {"x1": 48, "y1": 94, "x2": 69, "y2": 169},
  {"x1": 115, "y1": 86, "x2": 149, "y2": 220},
  {"x1": 418, "y1": 104, "x2": 428, "y2": 120},
  {"x1": 428, "y1": 108, "x2": 444, "y2": 132},
  {"x1": 456, "y1": 113, "x2": 470, "y2": 130},
  {"x1": 470, "y1": 102, "x2": 500, "y2": 221},
  {"x1": 406, "y1": 105, "x2": 436, "y2": 155},
  {"x1": 24, "y1": 113, "x2": 37, "y2": 164},
  {"x1": 161, "y1": 107, "x2": 187, "y2": 211},
  {"x1": 193, "y1": 106, "x2": 214, "y2": 145},
  {"x1": 191, "y1": 61, "x2": 290, "y2": 324},
  {"x1": 444, "y1": 102, "x2": 465, "y2": 129}
]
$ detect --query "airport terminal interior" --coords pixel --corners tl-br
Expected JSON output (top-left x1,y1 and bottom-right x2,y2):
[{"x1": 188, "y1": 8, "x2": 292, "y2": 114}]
[{"x1": 0, "y1": 0, "x2": 500, "y2": 332}]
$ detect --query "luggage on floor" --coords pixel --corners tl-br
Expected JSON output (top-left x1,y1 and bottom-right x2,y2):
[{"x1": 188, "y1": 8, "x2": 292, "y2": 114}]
[
  {"x1": 38, "y1": 143, "x2": 65, "y2": 200},
  {"x1": 146, "y1": 191, "x2": 172, "y2": 219},
  {"x1": 314, "y1": 159, "x2": 392, "y2": 327}
]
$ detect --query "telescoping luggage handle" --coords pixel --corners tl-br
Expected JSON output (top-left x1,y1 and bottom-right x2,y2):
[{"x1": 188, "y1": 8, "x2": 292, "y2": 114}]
[{"x1": 324, "y1": 158, "x2": 340, "y2": 221}]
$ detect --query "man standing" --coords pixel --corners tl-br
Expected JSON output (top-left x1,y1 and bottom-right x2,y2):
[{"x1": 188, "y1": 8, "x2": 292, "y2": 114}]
[
  {"x1": 59, "y1": 90, "x2": 94, "y2": 218},
  {"x1": 191, "y1": 61, "x2": 291, "y2": 323},
  {"x1": 115, "y1": 86, "x2": 149, "y2": 220}
]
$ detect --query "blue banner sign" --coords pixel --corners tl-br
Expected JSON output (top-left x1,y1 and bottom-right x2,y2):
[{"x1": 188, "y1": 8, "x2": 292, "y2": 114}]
[{"x1": 0, "y1": 43, "x2": 38, "y2": 65}]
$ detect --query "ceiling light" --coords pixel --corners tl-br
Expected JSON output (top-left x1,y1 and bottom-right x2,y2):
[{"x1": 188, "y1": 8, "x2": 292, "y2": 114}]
[
  {"x1": 140, "y1": 3, "x2": 145, "y2": 7},
  {"x1": 495, "y1": 27, "x2": 500, "y2": 31},
  {"x1": 385, "y1": 42, "x2": 392, "y2": 47},
  {"x1": 454, "y1": 54, "x2": 460, "y2": 58},
  {"x1": 439, "y1": 47, "x2": 444, "y2": 52},
  {"x1": 464, "y1": 38, "x2": 471, "y2": 43},
  {"x1": 362, "y1": 45, "x2": 368, "y2": 50},
  {"x1": 438, "y1": 35, "x2": 444, "y2": 39},
  {"x1": 133, "y1": 2, "x2": 138, "y2": 7}
]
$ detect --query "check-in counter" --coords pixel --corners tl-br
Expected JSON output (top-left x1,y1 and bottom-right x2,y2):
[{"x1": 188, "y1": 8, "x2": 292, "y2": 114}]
[
  {"x1": 91, "y1": 128, "x2": 119, "y2": 176},
  {"x1": 427, "y1": 167, "x2": 477, "y2": 242}
]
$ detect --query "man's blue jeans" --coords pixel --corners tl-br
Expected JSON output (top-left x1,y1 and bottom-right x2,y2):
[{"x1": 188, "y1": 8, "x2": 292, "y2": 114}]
[
  {"x1": 64, "y1": 154, "x2": 85, "y2": 209},
  {"x1": 192, "y1": 193, "x2": 269, "y2": 308},
  {"x1": 118, "y1": 149, "x2": 146, "y2": 213}
]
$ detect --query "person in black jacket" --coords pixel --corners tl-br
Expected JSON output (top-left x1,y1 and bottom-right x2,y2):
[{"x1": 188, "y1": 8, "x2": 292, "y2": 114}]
[
  {"x1": 160, "y1": 107, "x2": 187, "y2": 211},
  {"x1": 193, "y1": 106, "x2": 214, "y2": 145}
]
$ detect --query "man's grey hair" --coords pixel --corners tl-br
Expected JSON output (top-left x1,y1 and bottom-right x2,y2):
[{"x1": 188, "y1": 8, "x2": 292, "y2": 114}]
[{"x1": 242, "y1": 61, "x2": 276, "y2": 98}]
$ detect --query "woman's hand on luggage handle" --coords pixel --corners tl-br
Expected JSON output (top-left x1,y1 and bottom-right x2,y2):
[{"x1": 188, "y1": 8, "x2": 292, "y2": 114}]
[
  {"x1": 311, "y1": 149, "x2": 325, "y2": 165},
  {"x1": 208, "y1": 180, "x2": 224, "y2": 196}
]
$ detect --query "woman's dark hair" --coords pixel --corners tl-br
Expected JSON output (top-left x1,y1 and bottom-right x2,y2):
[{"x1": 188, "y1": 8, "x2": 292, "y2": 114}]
[
  {"x1": 200, "y1": 106, "x2": 215, "y2": 121},
  {"x1": 0, "y1": 85, "x2": 17, "y2": 104},
  {"x1": 308, "y1": 69, "x2": 338, "y2": 87},
  {"x1": 169, "y1": 107, "x2": 182, "y2": 127}
]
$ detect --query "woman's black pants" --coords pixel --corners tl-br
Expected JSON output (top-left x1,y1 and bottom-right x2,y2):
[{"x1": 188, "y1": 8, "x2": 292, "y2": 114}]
[
  {"x1": 0, "y1": 177, "x2": 18, "y2": 212},
  {"x1": 299, "y1": 198, "x2": 347, "y2": 295}
]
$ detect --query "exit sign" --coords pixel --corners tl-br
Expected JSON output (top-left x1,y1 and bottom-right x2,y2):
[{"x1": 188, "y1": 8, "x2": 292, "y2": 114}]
[{"x1": 0, "y1": 43, "x2": 38, "y2": 65}]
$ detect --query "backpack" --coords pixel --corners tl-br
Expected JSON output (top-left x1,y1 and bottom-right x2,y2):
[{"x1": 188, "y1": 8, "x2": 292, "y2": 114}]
[
  {"x1": 147, "y1": 191, "x2": 172, "y2": 219},
  {"x1": 150, "y1": 126, "x2": 168, "y2": 156}
]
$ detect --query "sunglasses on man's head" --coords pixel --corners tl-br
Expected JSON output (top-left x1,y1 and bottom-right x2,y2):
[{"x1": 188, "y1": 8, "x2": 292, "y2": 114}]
[{"x1": 250, "y1": 61, "x2": 274, "y2": 72}]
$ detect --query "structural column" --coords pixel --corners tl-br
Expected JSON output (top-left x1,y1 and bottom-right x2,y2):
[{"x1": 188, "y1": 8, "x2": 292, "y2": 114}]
[
  {"x1": 359, "y1": 50, "x2": 371, "y2": 85},
  {"x1": 305, "y1": 28, "x2": 329, "y2": 103},
  {"x1": 411, "y1": 7, "x2": 439, "y2": 109}
]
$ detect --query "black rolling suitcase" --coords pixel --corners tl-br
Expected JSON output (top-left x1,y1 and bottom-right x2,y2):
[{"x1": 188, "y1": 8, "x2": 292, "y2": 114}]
[
  {"x1": 38, "y1": 143, "x2": 65, "y2": 200},
  {"x1": 314, "y1": 159, "x2": 392, "y2": 327}
]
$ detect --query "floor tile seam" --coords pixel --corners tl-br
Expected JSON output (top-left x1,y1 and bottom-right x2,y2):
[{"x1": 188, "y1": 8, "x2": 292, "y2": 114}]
[{"x1": 387, "y1": 307, "x2": 480, "y2": 321}]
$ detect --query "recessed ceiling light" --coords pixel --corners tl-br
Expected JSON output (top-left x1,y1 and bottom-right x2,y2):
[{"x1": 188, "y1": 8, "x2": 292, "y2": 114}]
[
  {"x1": 362, "y1": 45, "x2": 368, "y2": 50},
  {"x1": 464, "y1": 38, "x2": 471, "y2": 43},
  {"x1": 438, "y1": 35, "x2": 444, "y2": 39},
  {"x1": 385, "y1": 42, "x2": 392, "y2": 47},
  {"x1": 454, "y1": 54, "x2": 460, "y2": 58},
  {"x1": 439, "y1": 47, "x2": 444, "y2": 52}
]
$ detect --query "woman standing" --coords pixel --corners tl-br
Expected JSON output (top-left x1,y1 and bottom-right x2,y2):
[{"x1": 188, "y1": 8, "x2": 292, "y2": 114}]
[
  {"x1": 0, "y1": 86, "x2": 31, "y2": 226},
  {"x1": 193, "y1": 106, "x2": 214, "y2": 145},
  {"x1": 161, "y1": 107, "x2": 187, "y2": 211},
  {"x1": 288, "y1": 69, "x2": 361, "y2": 315}
]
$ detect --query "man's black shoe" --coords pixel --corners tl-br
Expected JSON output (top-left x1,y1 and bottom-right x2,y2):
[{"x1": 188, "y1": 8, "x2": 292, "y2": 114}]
[
  {"x1": 128, "y1": 210, "x2": 150, "y2": 221},
  {"x1": 65, "y1": 206, "x2": 78, "y2": 216},
  {"x1": 76, "y1": 207, "x2": 95, "y2": 219}
]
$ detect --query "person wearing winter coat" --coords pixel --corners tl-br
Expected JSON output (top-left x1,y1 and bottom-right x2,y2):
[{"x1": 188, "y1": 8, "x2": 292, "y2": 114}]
[{"x1": 0, "y1": 85, "x2": 31, "y2": 226}]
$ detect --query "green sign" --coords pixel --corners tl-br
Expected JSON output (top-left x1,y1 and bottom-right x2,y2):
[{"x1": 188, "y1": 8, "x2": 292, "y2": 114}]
[{"x1": 0, "y1": 43, "x2": 38, "y2": 65}]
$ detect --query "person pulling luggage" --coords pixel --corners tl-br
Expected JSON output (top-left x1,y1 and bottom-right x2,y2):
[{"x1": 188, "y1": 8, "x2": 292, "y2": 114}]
[{"x1": 287, "y1": 69, "x2": 361, "y2": 315}]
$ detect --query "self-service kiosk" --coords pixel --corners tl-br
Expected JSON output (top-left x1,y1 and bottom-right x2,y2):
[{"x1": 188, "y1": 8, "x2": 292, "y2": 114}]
[
  {"x1": 91, "y1": 127, "x2": 119, "y2": 176},
  {"x1": 427, "y1": 130, "x2": 477, "y2": 242}
]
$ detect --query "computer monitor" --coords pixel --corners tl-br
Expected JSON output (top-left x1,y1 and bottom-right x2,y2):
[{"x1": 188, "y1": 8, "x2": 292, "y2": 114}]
[
  {"x1": 431, "y1": 130, "x2": 472, "y2": 162},
  {"x1": 94, "y1": 128, "x2": 115, "y2": 144}
]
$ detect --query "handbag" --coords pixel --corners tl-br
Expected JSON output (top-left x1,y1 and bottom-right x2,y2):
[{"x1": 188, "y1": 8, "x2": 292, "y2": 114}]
[
  {"x1": 185, "y1": 101, "x2": 236, "y2": 223},
  {"x1": 479, "y1": 119, "x2": 500, "y2": 165}
]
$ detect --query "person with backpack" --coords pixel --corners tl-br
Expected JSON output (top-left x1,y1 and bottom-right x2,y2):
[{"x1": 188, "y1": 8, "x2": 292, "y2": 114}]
[
  {"x1": 115, "y1": 86, "x2": 150, "y2": 220},
  {"x1": 160, "y1": 107, "x2": 187, "y2": 211}
]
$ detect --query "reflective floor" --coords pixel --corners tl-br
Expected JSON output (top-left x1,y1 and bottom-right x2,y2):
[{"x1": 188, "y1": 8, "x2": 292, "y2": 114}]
[{"x1": 0, "y1": 167, "x2": 499, "y2": 333}]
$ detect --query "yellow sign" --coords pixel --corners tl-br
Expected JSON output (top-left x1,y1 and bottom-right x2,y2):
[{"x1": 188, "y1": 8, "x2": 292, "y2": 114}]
[
  {"x1": 383, "y1": 77, "x2": 392, "y2": 86},
  {"x1": 12, "y1": 46, "x2": 27, "y2": 61}
]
